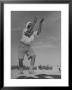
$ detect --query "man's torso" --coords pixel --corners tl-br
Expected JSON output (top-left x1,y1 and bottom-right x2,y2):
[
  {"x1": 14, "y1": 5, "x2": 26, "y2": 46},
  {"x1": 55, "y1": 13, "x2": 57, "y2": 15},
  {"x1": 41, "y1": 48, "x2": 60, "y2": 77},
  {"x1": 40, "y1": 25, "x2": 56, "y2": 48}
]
[{"x1": 20, "y1": 28, "x2": 37, "y2": 45}]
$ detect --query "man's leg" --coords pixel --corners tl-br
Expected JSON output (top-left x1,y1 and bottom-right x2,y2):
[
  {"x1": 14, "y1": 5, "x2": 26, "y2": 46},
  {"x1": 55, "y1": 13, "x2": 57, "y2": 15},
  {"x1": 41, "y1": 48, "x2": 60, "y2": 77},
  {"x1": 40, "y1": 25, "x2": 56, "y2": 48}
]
[
  {"x1": 27, "y1": 47, "x2": 36, "y2": 74},
  {"x1": 18, "y1": 42, "x2": 26, "y2": 74},
  {"x1": 18, "y1": 58, "x2": 24, "y2": 74},
  {"x1": 29, "y1": 55, "x2": 36, "y2": 74}
]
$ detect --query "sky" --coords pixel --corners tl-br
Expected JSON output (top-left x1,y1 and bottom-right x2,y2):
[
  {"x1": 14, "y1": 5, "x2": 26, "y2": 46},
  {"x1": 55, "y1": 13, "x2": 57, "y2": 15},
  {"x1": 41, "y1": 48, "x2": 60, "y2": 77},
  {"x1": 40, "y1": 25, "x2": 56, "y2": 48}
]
[{"x1": 11, "y1": 11, "x2": 61, "y2": 67}]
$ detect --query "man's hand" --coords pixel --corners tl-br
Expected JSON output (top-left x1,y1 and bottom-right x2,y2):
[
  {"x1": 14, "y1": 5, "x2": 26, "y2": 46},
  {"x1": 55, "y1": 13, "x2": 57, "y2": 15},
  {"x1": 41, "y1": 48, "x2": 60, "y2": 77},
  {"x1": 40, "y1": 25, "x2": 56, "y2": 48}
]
[
  {"x1": 33, "y1": 17, "x2": 38, "y2": 24},
  {"x1": 31, "y1": 17, "x2": 38, "y2": 32}
]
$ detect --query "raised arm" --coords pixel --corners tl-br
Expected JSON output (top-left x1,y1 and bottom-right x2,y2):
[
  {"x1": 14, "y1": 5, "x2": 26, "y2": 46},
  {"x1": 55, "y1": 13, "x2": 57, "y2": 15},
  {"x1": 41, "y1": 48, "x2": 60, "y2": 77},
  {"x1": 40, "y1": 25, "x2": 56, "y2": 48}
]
[
  {"x1": 32, "y1": 17, "x2": 38, "y2": 30},
  {"x1": 37, "y1": 18, "x2": 44, "y2": 35}
]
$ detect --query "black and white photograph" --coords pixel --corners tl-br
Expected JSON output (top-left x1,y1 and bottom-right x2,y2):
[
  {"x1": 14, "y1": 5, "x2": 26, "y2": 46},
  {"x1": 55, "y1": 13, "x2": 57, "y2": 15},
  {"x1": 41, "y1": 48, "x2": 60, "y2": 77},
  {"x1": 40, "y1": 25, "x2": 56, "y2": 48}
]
[
  {"x1": 4, "y1": 4, "x2": 69, "y2": 86},
  {"x1": 11, "y1": 11, "x2": 61, "y2": 79}
]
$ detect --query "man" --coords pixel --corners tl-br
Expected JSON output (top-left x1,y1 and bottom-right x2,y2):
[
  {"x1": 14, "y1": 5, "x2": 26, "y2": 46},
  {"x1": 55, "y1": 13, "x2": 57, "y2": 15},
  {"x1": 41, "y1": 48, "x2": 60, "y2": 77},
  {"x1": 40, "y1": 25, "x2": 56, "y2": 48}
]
[{"x1": 18, "y1": 17, "x2": 44, "y2": 74}]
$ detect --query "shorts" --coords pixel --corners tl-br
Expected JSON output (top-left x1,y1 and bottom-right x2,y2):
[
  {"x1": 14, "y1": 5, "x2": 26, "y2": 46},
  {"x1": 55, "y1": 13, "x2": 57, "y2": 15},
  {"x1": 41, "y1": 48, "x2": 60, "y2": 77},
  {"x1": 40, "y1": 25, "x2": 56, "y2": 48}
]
[{"x1": 18, "y1": 41, "x2": 35, "y2": 59}]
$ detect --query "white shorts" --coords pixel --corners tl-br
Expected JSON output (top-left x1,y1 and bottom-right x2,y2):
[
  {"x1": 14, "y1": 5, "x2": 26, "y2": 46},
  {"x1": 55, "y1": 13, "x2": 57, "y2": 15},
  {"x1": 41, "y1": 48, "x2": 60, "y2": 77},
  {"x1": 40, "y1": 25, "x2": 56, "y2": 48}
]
[{"x1": 18, "y1": 41, "x2": 36, "y2": 60}]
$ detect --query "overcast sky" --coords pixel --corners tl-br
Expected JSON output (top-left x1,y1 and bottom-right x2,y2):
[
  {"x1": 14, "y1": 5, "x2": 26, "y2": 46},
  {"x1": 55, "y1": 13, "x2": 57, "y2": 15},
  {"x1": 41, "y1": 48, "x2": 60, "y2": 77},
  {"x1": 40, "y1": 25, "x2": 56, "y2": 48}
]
[{"x1": 11, "y1": 11, "x2": 61, "y2": 67}]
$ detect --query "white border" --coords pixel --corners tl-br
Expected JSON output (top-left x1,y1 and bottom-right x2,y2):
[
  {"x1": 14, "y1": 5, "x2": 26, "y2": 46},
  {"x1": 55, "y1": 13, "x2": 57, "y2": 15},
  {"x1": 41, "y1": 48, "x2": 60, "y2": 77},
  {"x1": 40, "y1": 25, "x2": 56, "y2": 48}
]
[{"x1": 4, "y1": 4, "x2": 69, "y2": 87}]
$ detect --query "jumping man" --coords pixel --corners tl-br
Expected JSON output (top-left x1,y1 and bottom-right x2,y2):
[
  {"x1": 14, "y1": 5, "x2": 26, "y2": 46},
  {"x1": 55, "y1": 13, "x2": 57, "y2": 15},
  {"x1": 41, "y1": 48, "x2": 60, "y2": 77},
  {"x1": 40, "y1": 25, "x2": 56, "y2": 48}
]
[{"x1": 18, "y1": 17, "x2": 44, "y2": 74}]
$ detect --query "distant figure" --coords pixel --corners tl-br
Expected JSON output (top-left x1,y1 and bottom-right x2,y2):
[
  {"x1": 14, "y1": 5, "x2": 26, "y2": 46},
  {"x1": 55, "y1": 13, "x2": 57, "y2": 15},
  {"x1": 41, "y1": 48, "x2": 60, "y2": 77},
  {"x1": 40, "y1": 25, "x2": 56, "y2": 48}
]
[{"x1": 18, "y1": 17, "x2": 44, "y2": 74}]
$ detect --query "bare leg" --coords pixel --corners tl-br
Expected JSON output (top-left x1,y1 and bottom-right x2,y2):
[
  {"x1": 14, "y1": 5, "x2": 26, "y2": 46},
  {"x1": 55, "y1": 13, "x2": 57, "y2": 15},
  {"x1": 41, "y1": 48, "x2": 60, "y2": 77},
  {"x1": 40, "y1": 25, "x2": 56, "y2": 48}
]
[
  {"x1": 29, "y1": 55, "x2": 35, "y2": 74},
  {"x1": 18, "y1": 58, "x2": 24, "y2": 74}
]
